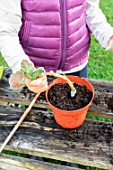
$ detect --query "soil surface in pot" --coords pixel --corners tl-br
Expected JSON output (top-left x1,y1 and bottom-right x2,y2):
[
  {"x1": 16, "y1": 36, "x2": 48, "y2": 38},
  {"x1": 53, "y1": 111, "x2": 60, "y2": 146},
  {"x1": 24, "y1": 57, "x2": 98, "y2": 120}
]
[{"x1": 48, "y1": 83, "x2": 93, "y2": 111}]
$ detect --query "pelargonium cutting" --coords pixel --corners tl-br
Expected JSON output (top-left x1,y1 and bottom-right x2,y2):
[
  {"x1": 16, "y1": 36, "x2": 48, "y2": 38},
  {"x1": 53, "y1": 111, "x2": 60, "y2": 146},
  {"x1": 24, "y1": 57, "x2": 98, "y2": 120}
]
[
  {"x1": 9, "y1": 60, "x2": 76, "y2": 95},
  {"x1": 9, "y1": 60, "x2": 45, "y2": 89}
]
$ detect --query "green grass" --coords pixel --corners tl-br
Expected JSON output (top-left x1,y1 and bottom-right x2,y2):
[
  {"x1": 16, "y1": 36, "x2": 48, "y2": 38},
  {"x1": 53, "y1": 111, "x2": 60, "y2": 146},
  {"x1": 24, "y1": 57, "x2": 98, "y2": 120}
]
[
  {"x1": 88, "y1": 0, "x2": 113, "y2": 81},
  {"x1": 89, "y1": 36, "x2": 113, "y2": 81}
]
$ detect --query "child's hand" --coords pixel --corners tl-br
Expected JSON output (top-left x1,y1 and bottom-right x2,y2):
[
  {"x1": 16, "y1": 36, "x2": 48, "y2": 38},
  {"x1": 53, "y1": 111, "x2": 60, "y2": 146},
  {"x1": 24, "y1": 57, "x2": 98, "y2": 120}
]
[
  {"x1": 107, "y1": 36, "x2": 113, "y2": 51},
  {"x1": 25, "y1": 73, "x2": 48, "y2": 93}
]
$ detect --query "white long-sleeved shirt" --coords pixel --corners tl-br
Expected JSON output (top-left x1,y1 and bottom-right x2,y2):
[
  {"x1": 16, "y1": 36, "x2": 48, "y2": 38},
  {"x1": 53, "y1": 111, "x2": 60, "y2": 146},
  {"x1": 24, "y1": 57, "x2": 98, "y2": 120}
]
[{"x1": 0, "y1": 0, "x2": 113, "y2": 73}]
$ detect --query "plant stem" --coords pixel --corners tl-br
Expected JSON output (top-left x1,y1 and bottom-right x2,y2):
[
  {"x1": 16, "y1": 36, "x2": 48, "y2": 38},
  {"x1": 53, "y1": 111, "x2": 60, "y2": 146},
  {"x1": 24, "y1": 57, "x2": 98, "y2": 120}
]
[{"x1": 46, "y1": 72, "x2": 76, "y2": 91}]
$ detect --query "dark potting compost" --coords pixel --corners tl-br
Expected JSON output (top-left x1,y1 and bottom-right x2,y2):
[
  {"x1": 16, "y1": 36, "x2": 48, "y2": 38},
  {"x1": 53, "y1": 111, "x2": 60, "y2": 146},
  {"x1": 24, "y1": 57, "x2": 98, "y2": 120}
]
[{"x1": 48, "y1": 83, "x2": 93, "y2": 111}]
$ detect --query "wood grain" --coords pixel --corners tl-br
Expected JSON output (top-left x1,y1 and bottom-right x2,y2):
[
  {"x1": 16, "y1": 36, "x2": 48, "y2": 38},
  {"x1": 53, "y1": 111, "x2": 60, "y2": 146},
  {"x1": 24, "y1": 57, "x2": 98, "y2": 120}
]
[
  {"x1": 0, "y1": 106, "x2": 113, "y2": 169},
  {"x1": 0, "y1": 68, "x2": 113, "y2": 169}
]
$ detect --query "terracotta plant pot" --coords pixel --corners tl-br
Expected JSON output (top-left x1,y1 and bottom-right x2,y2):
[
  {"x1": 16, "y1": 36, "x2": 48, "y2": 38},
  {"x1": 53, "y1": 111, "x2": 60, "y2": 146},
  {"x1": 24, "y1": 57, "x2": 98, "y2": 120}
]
[{"x1": 46, "y1": 76, "x2": 94, "y2": 129}]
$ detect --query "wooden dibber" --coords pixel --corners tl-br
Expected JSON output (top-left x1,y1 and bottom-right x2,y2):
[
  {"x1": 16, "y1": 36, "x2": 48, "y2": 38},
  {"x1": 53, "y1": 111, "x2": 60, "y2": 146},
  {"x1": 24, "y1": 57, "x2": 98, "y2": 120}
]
[{"x1": 0, "y1": 92, "x2": 41, "y2": 153}]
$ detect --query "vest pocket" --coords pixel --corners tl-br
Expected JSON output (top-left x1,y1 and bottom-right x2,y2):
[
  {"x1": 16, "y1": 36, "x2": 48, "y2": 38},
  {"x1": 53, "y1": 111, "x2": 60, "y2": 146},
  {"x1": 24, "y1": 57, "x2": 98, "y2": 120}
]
[{"x1": 19, "y1": 21, "x2": 31, "y2": 48}]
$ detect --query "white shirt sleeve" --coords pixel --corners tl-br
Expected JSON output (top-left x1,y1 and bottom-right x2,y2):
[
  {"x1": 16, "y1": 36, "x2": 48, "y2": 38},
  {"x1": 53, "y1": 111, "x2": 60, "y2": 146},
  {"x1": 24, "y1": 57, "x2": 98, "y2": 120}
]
[
  {"x1": 0, "y1": 0, "x2": 31, "y2": 73},
  {"x1": 86, "y1": 0, "x2": 113, "y2": 48}
]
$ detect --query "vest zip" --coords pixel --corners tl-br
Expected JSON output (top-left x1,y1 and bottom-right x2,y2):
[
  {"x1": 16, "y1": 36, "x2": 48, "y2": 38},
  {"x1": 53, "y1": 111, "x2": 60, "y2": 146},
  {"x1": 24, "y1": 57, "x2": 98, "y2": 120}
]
[{"x1": 59, "y1": 0, "x2": 67, "y2": 69}]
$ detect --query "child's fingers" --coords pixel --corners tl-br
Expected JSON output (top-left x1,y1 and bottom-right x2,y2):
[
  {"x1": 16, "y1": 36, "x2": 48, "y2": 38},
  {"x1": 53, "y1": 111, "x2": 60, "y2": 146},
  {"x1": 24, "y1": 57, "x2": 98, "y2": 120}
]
[
  {"x1": 24, "y1": 73, "x2": 48, "y2": 93},
  {"x1": 29, "y1": 76, "x2": 47, "y2": 87},
  {"x1": 38, "y1": 72, "x2": 46, "y2": 78},
  {"x1": 28, "y1": 82, "x2": 48, "y2": 93}
]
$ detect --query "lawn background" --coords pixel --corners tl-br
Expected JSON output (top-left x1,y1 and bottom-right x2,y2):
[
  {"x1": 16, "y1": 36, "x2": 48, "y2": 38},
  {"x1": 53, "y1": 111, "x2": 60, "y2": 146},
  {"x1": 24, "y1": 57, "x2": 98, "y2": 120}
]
[
  {"x1": 0, "y1": 0, "x2": 113, "y2": 169},
  {"x1": 88, "y1": 0, "x2": 113, "y2": 81}
]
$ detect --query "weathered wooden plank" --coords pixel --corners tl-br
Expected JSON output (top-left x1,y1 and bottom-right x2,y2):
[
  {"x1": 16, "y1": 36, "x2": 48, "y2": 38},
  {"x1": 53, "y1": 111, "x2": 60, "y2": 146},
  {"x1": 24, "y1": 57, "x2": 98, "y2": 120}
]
[
  {"x1": 2, "y1": 67, "x2": 113, "y2": 92},
  {"x1": 0, "y1": 100, "x2": 8, "y2": 106},
  {"x1": 2, "y1": 68, "x2": 113, "y2": 92},
  {"x1": 1, "y1": 68, "x2": 113, "y2": 115},
  {"x1": 88, "y1": 110, "x2": 113, "y2": 119},
  {"x1": 89, "y1": 78, "x2": 113, "y2": 93},
  {"x1": 0, "y1": 106, "x2": 113, "y2": 169},
  {"x1": 0, "y1": 95, "x2": 49, "y2": 109},
  {"x1": 90, "y1": 91, "x2": 113, "y2": 113},
  {"x1": 0, "y1": 154, "x2": 81, "y2": 170},
  {"x1": 0, "y1": 67, "x2": 113, "y2": 169},
  {"x1": 88, "y1": 79, "x2": 113, "y2": 114},
  {"x1": 1, "y1": 127, "x2": 113, "y2": 170},
  {"x1": 1, "y1": 87, "x2": 113, "y2": 114},
  {"x1": 0, "y1": 89, "x2": 113, "y2": 119}
]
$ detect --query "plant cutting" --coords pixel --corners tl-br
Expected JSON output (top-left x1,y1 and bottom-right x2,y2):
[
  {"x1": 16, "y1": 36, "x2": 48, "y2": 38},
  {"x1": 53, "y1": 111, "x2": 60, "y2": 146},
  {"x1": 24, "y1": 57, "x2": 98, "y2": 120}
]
[
  {"x1": 9, "y1": 60, "x2": 76, "y2": 96},
  {"x1": 0, "y1": 60, "x2": 94, "y2": 153},
  {"x1": 0, "y1": 65, "x2": 4, "y2": 79}
]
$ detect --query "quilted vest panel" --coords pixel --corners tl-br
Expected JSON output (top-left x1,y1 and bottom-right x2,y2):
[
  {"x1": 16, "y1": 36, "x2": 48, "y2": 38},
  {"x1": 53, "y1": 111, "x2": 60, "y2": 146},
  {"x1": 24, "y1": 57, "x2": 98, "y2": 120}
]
[{"x1": 19, "y1": 0, "x2": 90, "y2": 72}]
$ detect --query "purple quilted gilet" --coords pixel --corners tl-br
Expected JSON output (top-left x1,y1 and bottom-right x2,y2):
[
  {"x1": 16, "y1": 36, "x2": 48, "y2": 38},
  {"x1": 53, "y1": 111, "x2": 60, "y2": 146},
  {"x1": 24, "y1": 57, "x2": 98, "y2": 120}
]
[{"x1": 19, "y1": 0, "x2": 90, "y2": 72}]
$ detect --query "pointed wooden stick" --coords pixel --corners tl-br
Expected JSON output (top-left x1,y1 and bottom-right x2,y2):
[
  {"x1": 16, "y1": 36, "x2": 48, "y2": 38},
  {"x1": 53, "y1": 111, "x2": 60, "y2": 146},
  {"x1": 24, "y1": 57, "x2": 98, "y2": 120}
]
[{"x1": 0, "y1": 92, "x2": 41, "y2": 153}]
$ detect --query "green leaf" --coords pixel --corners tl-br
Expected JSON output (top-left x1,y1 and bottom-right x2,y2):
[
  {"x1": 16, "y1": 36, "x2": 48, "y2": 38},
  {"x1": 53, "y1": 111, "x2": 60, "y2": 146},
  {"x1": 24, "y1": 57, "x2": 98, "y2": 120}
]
[
  {"x1": 9, "y1": 71, "x2": 25, "y2": 89},
  {"x1": 9, "y1": 60, "x2": 45, "y2": 90},
  {"x1": 28, "y1": 67, "x2": 45, "y2": 80},
  {"x1": 21, "y1": 63, "x2": 35, "y2": 77},
  {"x1": 20, "y1": 60, "x2": 45, "y2": 79},
  {"x1": 0, "y1": 65, "x2": 4, "y2": 79}
]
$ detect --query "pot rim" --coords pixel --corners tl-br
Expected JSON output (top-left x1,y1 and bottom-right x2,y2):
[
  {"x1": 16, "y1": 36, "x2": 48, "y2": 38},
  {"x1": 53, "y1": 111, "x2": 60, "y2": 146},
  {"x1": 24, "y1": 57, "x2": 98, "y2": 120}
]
[{"x1": 46, "y1": 75, "x2": 94, "y2": 114}]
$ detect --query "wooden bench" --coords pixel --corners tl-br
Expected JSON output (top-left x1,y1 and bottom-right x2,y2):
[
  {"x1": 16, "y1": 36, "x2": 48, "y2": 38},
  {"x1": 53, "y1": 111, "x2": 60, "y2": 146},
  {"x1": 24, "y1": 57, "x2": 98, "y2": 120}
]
[{"x1": 0, "y1": 68, "x2": 113, "y2": 170}]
